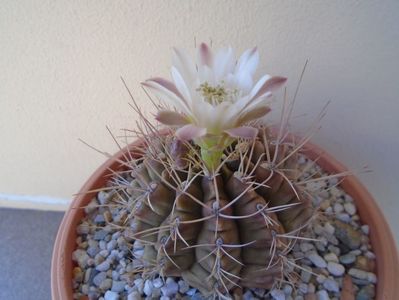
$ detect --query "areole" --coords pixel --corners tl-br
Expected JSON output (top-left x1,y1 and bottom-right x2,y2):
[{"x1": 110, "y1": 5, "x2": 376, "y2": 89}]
[{"x1": 51, "y1": 135, "x2": 399, "y2": 299}]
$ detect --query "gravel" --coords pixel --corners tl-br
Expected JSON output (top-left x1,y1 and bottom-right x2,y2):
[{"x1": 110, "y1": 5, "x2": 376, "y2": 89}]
[{"x1": 72, "y1": 154, "x2": 377, "y2": 299}]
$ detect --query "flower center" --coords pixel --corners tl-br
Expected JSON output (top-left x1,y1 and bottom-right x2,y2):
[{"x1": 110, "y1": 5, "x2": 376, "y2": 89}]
[{"x1": 197, "y1": 82, "x2": 227, "y2": 105}]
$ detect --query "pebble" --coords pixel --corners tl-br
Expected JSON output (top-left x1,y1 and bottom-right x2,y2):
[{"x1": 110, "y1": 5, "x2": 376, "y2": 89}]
[
  {"x1": 153, "y1": 277, "x2": 164, "y2": 288},
  {"x1": 99, "y1": 278, "x2": 112, "y2": 291},
  {"x1": 104, "y1": 290, "x2": 119, "y2": 300},
  {"x1": 324, "y1": 253, "x2": 338, "y2": 263},
  {"x1": 111, "y1": 280, "x2": 125, "y2": 293},
  {"x1": 127, "y1": 291, "x2": 141, "y2": 300},
  {"x1": 340, "y1": 253, "x2": 357, "y2": 264},
  {"x1": 96, "y1": 260, "x2": 111, "y2": 272},
  {"x1": 300, "y1": 242, "x2": 315, "y2": 253},
  {"x1": 327, "y1": 262, "x2": 345, "y2": 276},
  {"x1": 307, "y1": 252, "x2": 327, "y2": 268},
  {"x1": 271, "y1": 289, "x2": 286, "y2": 300},
  {"x1": 333, "y1": 203, "x2": 344, "y2": 213},
  {"x1": 178, "y1": 279, "x2": 189, "y2": 293},
  {"x1": 144, "y1": 279, "x2": 154, "y2": 296},
  {"x1": 361, "y1": 225, "x2": 369, "y2": 235},
  {"x1": 300, "y1": 265, "x2": 313, "y2": 283},
  {"x1": 356, "y1": 284, "x2": 375, "y2": 300},
  {"x1": 72, "y1": 249, "x2": 90, "y2": 268},
  {"x1": 344, "y1": 202, "x2": 357, "y2": 215},
  {"x1": 334, "y1": 220, "x2": 362, "y2": 249},
  {"x1": 348, "y1": 268, "x2": 377, "y2": 283},
  {"x1": 323, "y1": 278, "x2": 339, "y2": 292},
  {"x1": 161, "y1": 278, "x2": 178, "y2": 297},
  {"x1": 316, "y1": 290, "x2": 330, "y2": 300},
  {"x1": 133, "y1": 278, "x2": 144, "y2": 294},
  {"x1": 93, "y1": 272, "x2": 107, "y2": 287}
]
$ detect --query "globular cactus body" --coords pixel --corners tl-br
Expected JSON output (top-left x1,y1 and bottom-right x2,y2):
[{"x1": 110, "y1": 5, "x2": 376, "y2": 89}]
[{"x1": 118, "y1": 127, "x2": 314, "y2": 297}]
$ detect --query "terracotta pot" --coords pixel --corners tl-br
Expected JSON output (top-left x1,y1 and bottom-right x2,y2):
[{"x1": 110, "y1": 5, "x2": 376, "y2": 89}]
[{"x1": 51, "y1": 138, "x2": 399, "y2": 299}]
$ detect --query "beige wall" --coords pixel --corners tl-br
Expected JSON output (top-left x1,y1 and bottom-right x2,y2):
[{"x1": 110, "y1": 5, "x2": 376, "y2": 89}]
[{"x1": 1, "y1": 0, "x2": 398, "y2": 240}]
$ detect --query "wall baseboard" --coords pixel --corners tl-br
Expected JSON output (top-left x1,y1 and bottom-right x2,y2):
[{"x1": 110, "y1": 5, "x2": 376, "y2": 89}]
[{"x1": 0, "y1": 193, "x2": 70, "y2": 211}]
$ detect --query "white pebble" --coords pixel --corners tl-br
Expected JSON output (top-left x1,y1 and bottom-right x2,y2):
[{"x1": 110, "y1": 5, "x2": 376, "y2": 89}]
[
  {"x1": 333, "y1": 203, "x2": 344, "y2": 213},
  {"x1": 270, "y1": 289, "x2": 286, "y2": 300},
  {"x1": 161, "y1": 278, "x2": 178, "y2": 297},
  {"x1": 327, "y1": 262, "x2": 345, "y2": 276},
  {"x1": 104, "y1": 290, "x2": 119, "y2": 300},
  {"x1": 144, "y1": 279, "x2": 154, "y2": 296},
  {"x1": 344, "y1": 203, "x2": 357, "y2": 215},
  {"x1": 307, "y1": 252, "x2": 327, "y2": 268},
  {"x1": 153, "y1": 277, "x2": 164, "y2": 288},
  {"x1": 324, "y1": 222, "x2": 335, "y2": 235},
  {"x1": 361, "y1": 225, "x2": 370, "y2": 235}
]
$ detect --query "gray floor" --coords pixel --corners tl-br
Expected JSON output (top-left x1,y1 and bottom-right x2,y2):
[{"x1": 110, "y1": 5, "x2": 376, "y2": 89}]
[{"x1": 0, "y1": 208, "x2": 64, "y2": 300}]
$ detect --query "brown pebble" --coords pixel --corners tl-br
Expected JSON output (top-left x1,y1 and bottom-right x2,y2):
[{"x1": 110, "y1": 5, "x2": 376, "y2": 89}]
[
  {"x1": 232, "y1": 287, "x2": 243, "y2": 300},
  {"x1": 340, "y1": 275, "x2": 355, "y2": 300},
  {"x1": 355, "y1": 255, "x2": 375, "y2": 272},
  {"x1": 305, "y1": 293, "x2": 316, "y2": 300}
]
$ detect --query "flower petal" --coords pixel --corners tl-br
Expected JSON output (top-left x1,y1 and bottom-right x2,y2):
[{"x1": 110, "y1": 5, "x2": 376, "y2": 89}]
[
  {"x1": 214, "y1": 47, "x2": 234, "y2": 82},
  {"x1": 142, "y1": 77, "x2": 190, "y2": 113},
  {"x1": 172, "y1": 47, "x2": 196, "y2": 84},
  {"x1": 224, "y1": 126, "x2": 259, "y2": 139},
  {"x1": 250, "y1": 76, "x2": 287, "y2": 101},
  {"x1": 176, "y1": 124, "x2": 207, "y2": 141},
  {"x1": 156, "y1": 110, "x2": 190, "y2": 126},
  {"x1": 236, "y1": 47, "x2": 259, "y2": 76},
  {"x1": 171, "y1": 67, "x2": 192, "y2": 105},
  {"x1": 198, "y1": 42, "x2": 212, "y2": 67},
  {"x1": 237, "y1": 106, "x2": 271, "y2": 125}
]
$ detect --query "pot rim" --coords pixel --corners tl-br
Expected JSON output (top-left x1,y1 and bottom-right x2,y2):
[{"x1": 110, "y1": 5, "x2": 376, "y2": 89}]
[{"x1": 51, "y1": 137, "x2": 399, "y2": 299}]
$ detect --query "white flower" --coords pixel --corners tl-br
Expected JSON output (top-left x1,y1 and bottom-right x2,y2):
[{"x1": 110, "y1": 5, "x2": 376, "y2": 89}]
[
  {"x1": 143, "y1": 43, "x2": 286, "y2": 141},
  {"x1": 143, "y1": 43, "x2": 286, "y2": 170}
]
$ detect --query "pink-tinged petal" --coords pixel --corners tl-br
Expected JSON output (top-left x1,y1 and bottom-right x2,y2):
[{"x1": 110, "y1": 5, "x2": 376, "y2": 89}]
[
  {"x1": 142, "y1": 77, "x2": 190, "y2": 113},
  {"x1": 250, "y1": 76, "x2": 287, "y2": 101},
  {"x1": 237, "y1": 106, "x2": 271, "y2": 125},
  {"x1": 236, "y1": 47, "x2": 259, "y2": 76},
  {"x1": 198, "y1": 43, "x2": 212, "y2": 67},
  {"x1": 171, "y1": 67, "x2": 192, "y2": 106},
  {"x1": 224, "y1": 126, "x2": 258, "y2": 139},
  {"x1": 249, "y1": 74, "x2": 271, "y2": 99},
  {"x1": 176, "y1": 124, "x2": 207, "y2": 141},
  {"x1": 214, "y1": 47, "x2": 234, "y2": 81},
  {"x1": 156, "y1": 110, "x2": 190, "y2": 126}
]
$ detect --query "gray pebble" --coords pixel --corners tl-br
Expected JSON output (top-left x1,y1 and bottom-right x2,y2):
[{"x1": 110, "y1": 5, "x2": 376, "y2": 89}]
[
  {"x1": 324, "y1": 253, "x2": 338, "y2": 263},
  {"x1": 178, "y1": 279, "x2": 189, "y2": 293},
  {"x1": 99, "y1": 278, "x2": 112, "y2": 291},
  {"x1": 300, "y1": 265, "x2": 312, "y2": 283},
  {"x1": 349, "y1": 268, "x2": 377, "y2": 283},
  {"x1": 327, "y1": 262, "x2": 345, "y2": 276},
  {"x1": 127, "y1": 291, "x2": 141, "y2": 300},
  {"x1": 96, "y1": 260, "x2": 111, "y2": 272},
  {"x1": 333, "y1": 203, "x2": 344, "y2": 214},
  {"x1": 72, "y1": 249, "x2": 90, "y2": 268},
  {"x1": 334, "y1": 220, "x2": 362, "y2": 249},
  {"x1": 361, "y1": 225, "x2": 370, "y2": 235},
  {"x1": 323, "y1": 278, "x2": 339, "y2": 292},
  {"x1": 340, "y1": 253, "x2": 357, "y2": 264},
  {"x1": 307, "y1": 252, "x2": 327, "y2": 268},
  {"x1": 316, "y1": 290, "x2": 330, "y2": 300},
  {"x1": 356, "y1": 284, "x2": 375, "y2": 300},
  {"x1": 93, "y1": 272, "x2": 107, "y2": 287},
  {"x1": 133, "y1": 278, "x2": 144, "y2": 294},
  {"x1": 112, "y1": 280, "x2": 125, "y2": 293}
]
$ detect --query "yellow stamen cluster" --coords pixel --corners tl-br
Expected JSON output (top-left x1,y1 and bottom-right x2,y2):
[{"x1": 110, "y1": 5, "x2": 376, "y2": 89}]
[{"x1": 197, "y1": 82, "x2": 227, "y2": 105}]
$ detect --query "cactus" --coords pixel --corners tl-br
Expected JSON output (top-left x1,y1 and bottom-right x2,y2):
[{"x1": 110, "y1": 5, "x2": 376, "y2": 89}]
[{"x1": 95, "y1": 43, "x2": 324, "y2": 297}]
